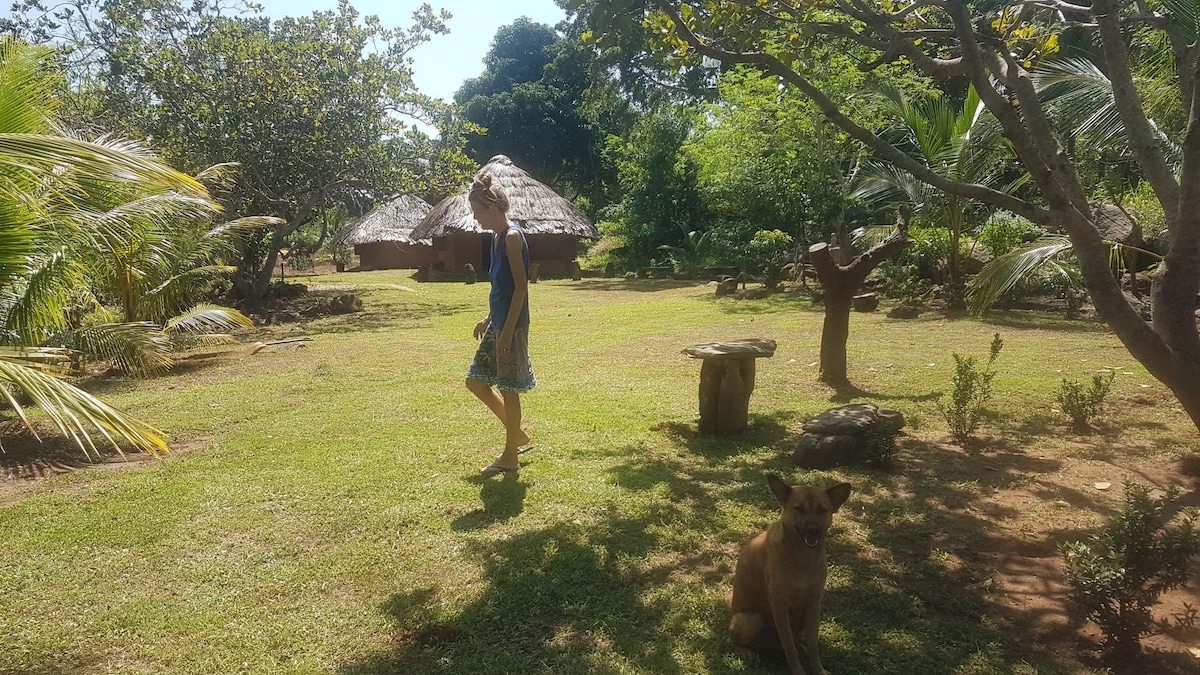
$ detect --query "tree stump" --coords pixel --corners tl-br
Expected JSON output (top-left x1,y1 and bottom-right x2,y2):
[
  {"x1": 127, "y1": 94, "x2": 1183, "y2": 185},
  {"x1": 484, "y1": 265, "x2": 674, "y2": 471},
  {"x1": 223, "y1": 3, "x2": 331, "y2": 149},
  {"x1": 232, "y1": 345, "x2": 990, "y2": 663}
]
[{"x1": 683, "y1": 339, "x2": 777, "y2": 435}]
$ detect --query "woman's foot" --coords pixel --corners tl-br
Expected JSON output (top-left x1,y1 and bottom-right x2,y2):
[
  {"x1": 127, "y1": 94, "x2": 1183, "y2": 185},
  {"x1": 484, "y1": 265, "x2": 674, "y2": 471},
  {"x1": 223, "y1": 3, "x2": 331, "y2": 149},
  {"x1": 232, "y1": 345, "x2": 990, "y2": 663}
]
[{"x1": 480, "y1": 457, "x2": 520, "y2": 477}]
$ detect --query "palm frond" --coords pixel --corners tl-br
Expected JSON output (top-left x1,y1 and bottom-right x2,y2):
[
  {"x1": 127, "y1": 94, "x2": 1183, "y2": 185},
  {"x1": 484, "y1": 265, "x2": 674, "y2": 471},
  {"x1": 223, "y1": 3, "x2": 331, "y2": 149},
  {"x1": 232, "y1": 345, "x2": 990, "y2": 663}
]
[
  {"x1": 0, "y1": 133, "x2": 206, "y2": 197},
  {"x1": 851, "y1": 223, "x2": 897, "y2": 248},
  {"x1": 163, "y1": 305, "x2": 255, "y2": 335},
  {"x1": 136, "y1": 266, "x2": 236, "y2": 323},
  {"x1": 48, "y1": 322, "x2": 172, "y2": 375},
  {"x1": 0, "y1": 356, "x2": 169, "y2": 457},
  {"x1": 1, "y1": 248, "x2": 81, "y2": 344},
  {"x1": 0, "y1": 36, "x2": 56, "y2": 136},
  {"x1": 1161, "y1": 0, "x2": 1199, "y2": 41},
  {"x1": 966, "y1": 235, "x2": 1074, "y2": 315}
]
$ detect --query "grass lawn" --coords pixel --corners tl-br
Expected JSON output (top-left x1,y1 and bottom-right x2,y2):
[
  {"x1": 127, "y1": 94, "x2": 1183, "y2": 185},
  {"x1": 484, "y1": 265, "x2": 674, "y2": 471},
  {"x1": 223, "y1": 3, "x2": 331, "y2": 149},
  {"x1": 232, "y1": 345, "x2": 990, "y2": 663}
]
[{"x1": 2, "y1": 271, "x2": 1199, "y2": 674}]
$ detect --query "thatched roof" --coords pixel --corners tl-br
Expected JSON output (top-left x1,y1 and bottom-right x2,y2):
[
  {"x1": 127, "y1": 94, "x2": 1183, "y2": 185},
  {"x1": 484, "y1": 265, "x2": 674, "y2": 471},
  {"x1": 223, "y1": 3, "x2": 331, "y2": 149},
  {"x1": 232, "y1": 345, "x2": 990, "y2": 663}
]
[
  {"x1": 410, "y1": 155, "x2": 598, "y2": 240},
  {"x1": 332, "y1": 194, "x2": 433, "y2": 246}
]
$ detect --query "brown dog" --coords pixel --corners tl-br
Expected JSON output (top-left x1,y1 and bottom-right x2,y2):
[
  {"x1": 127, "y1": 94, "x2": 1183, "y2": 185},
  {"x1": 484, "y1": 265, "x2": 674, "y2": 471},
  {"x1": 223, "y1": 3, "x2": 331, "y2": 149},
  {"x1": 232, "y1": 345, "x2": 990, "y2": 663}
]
[{"x1": 727, "y1": 475, "x2": 851, "y2": 675}]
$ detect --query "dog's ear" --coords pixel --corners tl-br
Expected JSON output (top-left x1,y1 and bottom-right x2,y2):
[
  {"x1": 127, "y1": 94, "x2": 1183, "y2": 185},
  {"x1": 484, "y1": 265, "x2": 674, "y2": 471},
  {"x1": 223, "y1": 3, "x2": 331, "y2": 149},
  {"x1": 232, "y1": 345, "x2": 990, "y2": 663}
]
[
  {"x1": 826, "y1": 483, "x2": 852, "y2": 511},
  {"x1": 767, "y1": 474, "x2": 793, "y2": 504}
]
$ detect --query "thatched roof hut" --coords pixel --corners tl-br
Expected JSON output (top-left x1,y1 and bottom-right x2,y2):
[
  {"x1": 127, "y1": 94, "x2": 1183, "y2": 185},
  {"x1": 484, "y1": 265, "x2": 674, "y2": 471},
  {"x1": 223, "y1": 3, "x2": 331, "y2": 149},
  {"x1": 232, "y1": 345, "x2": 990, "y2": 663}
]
[
  {"x1": 410, "y1": 155, "x2": 598, "y2": 279},
  {"x1": 332, "y1": 194, "x2": 435, "y2": 270},
  {"x1": 333, "y1": 193, "x2": 433, "y2": 246}
]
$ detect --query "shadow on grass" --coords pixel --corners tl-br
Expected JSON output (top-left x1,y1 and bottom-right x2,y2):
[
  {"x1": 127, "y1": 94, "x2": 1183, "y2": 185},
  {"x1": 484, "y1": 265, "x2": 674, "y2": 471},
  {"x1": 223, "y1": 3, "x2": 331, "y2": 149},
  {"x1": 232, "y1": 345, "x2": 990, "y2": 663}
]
[
  {"x1": 263, "y1": 290, "x2": 474, "y2": 337},
  {"x1": 828, "y1": 382, "x2": 942, "y2": 405},
  {"x1": 566, "y1": 279, "x2": 704, "y2": 293},
  {"x1": 701, "y1": 290, "x2": 816, "y2": 316},
  {"x1": 451, "y1": 471, "x2": 528, "y2": 531},
  {"x1": 979, "y1": 309, "x2": 1110, "y2": 334},
  {"x1": 341, "y1": 425, "x2": 1109, "y2": 674},
  {"x1": 648, "y1": 411, "x2": 795, "y2": 460}
]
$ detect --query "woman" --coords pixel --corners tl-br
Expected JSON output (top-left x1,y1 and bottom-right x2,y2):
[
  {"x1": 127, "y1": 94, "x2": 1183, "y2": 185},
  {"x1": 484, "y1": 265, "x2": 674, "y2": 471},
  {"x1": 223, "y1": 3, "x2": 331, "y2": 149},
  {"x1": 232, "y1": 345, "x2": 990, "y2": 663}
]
[{"x1": 464, "y1": 172, "x2": 536, "y2": 476}]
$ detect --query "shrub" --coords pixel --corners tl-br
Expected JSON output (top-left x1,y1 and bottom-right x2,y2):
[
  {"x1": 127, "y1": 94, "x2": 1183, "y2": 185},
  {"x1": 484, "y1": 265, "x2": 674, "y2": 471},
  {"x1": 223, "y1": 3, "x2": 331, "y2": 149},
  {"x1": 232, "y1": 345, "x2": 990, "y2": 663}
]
[
  {"x1": 937, "y1": 333, "x2": 1003, "y2": 442},
  {"x1": 977, "y1": 211, "x2": 1044, "y2": 257},
  {"x1": 1056, "y1": 370, "x2": 1116, "y2": 431},
  {"x1": 745, "y1": 229, "x2": 794, "y2": 287},
  {"x1": 1060, "y1": 482, "x2": 1200, "y2": 660}
]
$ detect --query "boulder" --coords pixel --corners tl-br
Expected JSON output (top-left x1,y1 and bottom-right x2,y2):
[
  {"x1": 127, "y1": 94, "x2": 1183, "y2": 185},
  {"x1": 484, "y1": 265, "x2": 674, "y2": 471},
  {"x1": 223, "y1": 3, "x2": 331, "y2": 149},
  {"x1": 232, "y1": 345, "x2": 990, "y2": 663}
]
[
  {"x1": 853, "y1": 292, "x2": 879, "y2": 312},
  {"x1": 792, "y1": 403, "x2": 906, "y2": 469},
  {"x1": 794, "y1": 434, "x2": 863, "y2": 469},
  {"x1": 329, "y1": 294, "x2": 362, "y2": 314}
]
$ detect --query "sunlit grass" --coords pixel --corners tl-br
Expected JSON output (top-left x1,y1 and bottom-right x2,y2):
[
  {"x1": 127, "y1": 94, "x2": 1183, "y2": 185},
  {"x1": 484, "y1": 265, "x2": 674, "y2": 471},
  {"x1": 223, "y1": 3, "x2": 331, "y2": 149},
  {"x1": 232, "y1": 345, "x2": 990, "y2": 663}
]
[{"x1": 2, "y1": 271, "x2": 1196, "y2": 674}]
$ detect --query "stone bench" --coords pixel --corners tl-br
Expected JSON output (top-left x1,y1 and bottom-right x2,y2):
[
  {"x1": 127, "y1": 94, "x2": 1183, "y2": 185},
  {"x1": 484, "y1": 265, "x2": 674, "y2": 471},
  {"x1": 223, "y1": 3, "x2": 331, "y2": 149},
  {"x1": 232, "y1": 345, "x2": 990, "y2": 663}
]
[{"x1": 683, "y1": 339, "x2": 777, "y2": 435}]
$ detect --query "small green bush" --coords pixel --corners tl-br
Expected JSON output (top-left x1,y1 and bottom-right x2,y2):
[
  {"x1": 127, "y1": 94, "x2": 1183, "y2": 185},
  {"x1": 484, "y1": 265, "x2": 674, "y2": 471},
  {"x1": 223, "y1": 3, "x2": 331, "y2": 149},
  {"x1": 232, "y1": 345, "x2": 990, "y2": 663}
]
[
  {"x1": 1056, "y1": 370, "x2": 1116, "y2": 431},
  {"x1": 745, "y1": 229, "x2": 794, "y2": 287},
  {"x1": 1060, "y1": 482, "x2": 1200, "y2": 660},
  {"x1": 937, "y1": 333, "x2": 1003, "y2": 442},
  {"x1": 977, "y1": 212, "x2": 1044, "y2": 257}
]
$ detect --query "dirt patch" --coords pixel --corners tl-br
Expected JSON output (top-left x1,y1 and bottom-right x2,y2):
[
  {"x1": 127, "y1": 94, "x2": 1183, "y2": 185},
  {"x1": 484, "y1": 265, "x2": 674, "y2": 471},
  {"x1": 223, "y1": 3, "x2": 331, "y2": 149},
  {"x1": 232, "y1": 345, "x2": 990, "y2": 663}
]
[
  {"x1": 966, "y1": 447, "x2": 1200, "y2": 672},
  {"x1": 0, "y1": 422, "x2": 208, "y2": 506}
]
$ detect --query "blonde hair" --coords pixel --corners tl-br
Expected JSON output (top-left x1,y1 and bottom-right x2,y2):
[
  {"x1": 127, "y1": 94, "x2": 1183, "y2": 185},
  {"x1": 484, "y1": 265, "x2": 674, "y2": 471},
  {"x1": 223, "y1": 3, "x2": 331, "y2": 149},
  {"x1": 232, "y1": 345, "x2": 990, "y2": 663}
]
[{"x1": 468, "y1": 172, "x2": 510, "y2": 213}]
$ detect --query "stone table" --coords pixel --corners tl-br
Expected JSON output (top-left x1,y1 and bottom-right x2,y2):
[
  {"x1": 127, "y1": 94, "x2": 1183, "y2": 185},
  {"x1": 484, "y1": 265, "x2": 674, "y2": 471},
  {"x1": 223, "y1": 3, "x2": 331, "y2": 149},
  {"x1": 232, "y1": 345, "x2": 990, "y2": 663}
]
[{"x1": 683, "y1": 339, "x2": 777, "y2": 435}]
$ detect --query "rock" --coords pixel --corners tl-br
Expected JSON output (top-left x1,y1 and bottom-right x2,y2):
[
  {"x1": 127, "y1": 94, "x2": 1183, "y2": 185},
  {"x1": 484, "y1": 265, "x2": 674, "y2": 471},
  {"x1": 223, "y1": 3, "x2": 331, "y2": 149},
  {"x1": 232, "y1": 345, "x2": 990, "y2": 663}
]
[
  {"x1": 793, "y1": 434, "x2": 863, "y2": 469},
  {"x1": 876, "y1": 408, "x2": 906, "y2": 434},
  {"x1": 803, "y1": 403, "x2": 880, "y2": 435},
  {"x1": 716, "y1": 277, "x2": 738, "y2": 297},
  {"x1": 853, "y1": 292, "x2": 879, "y2": 312},
  {"x1": 887, "y1": 305, "x2": 921, "y2": 319},
  {"x1": 791, "y1": 403, "x2": 907, "y2": 469},
  {"x1": 329, "y1": 294, "x2": 362, "y2": 314}
]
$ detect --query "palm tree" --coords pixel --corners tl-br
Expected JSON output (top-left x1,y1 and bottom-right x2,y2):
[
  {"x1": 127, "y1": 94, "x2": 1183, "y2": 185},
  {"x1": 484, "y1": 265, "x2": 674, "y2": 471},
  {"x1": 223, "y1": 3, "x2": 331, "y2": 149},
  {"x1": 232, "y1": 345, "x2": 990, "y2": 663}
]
[
  {"x1": 1, "y1": 36, "x2": 211, "y2": 456},
  {"x1": 850, "y1": 84, "x2": 1027, "y2": 292},
  {"x1": 966, "y1": 51, "x2": 1183, "y2": 317}
]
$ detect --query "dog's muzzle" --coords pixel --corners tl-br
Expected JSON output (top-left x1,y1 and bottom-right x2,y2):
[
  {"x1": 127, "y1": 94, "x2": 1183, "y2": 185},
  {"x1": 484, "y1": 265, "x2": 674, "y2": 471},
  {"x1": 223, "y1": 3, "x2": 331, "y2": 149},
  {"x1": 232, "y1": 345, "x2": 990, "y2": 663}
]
[{"x1": 801, "y1": 525, "x2": 823, "y2": 547}]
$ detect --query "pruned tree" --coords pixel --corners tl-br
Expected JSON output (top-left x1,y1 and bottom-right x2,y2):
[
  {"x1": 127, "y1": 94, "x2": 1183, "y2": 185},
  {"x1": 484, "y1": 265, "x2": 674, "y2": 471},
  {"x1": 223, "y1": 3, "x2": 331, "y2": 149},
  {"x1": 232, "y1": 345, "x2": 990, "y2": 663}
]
[
  {"x1": 811, "y1": 207, "x2": 911, "y2": 386},
  {"x1": 574, "y1": 0, "x2": 1200, "y2": 433}
]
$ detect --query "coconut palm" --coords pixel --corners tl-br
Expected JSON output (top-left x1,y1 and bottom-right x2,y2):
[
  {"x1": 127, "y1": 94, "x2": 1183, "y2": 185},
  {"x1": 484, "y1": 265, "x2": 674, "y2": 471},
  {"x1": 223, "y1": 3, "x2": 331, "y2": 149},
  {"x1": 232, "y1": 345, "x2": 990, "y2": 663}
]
[
  {"x1": 1, "y1": 36, "x2": 211, "y2": 456},
  {"x1": 966, "y1": 49, "x2": 1184, "y2": 317},
  {"x1": 850, "y1": 84, "x2": 1027, "y2": 293}
]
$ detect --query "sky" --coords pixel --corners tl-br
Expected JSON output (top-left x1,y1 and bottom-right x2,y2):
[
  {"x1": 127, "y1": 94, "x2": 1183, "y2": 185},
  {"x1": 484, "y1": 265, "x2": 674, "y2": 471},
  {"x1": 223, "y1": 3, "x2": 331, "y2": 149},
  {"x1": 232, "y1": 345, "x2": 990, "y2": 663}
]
[{"x1": 253, "y1": 0, "x2": 567, "y2": 103}]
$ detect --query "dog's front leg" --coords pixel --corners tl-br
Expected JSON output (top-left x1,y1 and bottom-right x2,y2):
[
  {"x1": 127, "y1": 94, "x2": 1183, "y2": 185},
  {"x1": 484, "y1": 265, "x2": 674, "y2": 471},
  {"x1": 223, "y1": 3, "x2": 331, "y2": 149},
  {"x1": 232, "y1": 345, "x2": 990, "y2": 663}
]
[
  {"x1": 802, "y1": 600, "x2": 829, "y2": 675},
  {"x1": 770, "y1": 602, "x2": 807, "y2": 675}
]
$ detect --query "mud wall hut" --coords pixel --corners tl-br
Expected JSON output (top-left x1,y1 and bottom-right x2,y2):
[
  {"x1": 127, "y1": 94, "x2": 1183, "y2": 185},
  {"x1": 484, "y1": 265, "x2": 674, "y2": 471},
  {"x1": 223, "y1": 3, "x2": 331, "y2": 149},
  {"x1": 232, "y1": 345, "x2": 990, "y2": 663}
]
[
  {"x1": 409, "y1": 155, "x2": 598, "y2": 279},
  {"x1": 331, "y1": 194, "x2": 434, "y2": 270}
]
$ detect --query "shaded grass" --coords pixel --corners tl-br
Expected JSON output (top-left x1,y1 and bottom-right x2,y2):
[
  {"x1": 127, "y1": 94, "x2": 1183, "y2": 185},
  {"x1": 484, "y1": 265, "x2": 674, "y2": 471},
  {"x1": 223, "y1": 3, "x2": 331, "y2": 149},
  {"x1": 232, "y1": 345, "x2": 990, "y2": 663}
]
[{"x1": 2, "y1": 273, "x2": 1197, "y2": 674}]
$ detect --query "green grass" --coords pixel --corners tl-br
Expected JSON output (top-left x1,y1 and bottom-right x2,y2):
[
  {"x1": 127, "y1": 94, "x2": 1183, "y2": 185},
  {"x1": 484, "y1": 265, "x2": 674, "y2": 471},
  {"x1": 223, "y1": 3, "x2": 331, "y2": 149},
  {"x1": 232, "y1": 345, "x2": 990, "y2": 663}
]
[{"x1": 2, "y1": 272, "x2": 1197, "y2": 674}]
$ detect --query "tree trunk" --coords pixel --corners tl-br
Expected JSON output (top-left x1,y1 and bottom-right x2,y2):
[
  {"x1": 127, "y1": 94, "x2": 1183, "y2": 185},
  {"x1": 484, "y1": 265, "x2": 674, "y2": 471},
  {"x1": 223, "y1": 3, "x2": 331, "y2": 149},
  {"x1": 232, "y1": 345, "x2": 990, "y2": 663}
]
[
  {"x1": 819, "y1": 293, "x2": 853, "y2": 385},
  {"x1": 810, "y1": 208, "x2": 912, "y2": 387}
]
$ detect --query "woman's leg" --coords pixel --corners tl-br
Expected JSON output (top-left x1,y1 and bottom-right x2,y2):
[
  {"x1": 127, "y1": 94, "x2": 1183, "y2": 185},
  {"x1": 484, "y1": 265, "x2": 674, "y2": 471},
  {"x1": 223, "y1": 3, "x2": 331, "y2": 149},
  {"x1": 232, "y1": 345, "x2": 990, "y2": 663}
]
[
  {"x1": 466, "y1": 378, "x2": 530, "y2": 450},
  {"x1": 498, "y1": 390, "x2": 522, "y2": 466}
]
